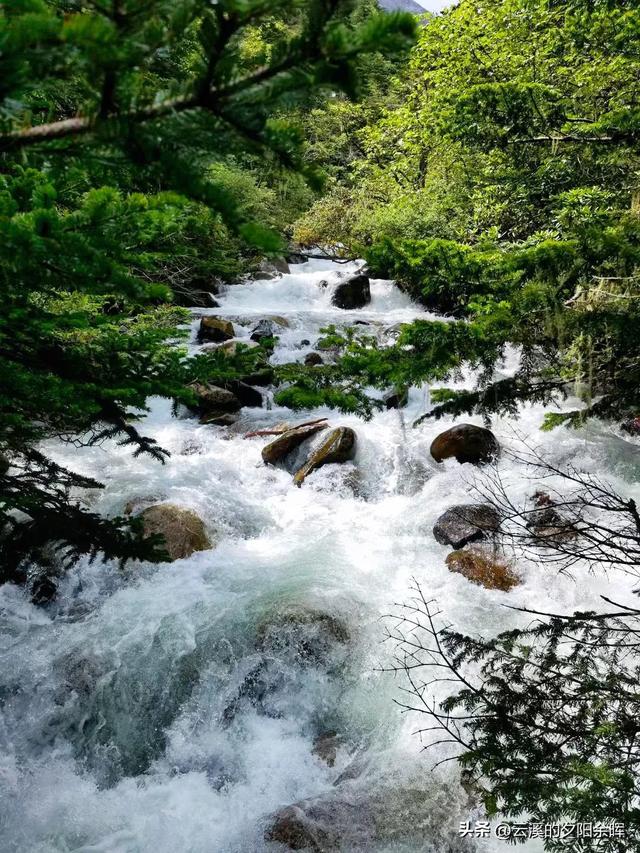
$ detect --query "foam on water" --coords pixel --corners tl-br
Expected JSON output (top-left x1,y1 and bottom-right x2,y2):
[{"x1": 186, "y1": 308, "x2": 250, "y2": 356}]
[{"x1": 1, "y1": 260, "x2": 639, "y2": 852}]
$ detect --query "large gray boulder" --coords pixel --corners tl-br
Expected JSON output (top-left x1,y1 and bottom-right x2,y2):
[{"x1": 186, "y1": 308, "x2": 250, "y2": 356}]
[
  {"x1": 331, "y1": 274, "x2": 371, "y2": 309},
  {"x1": 430, "y1": 423, "x2": 499, "y2": 465},
  {"x1": 433, "y1": 504, "x2": 500, "y2": 549},
  {"x1": 293, "y1": 427, "x2": 356, "y2": 486},
  {"x1": 140, "y1": 504, "x2": 212, "y2": 561}
]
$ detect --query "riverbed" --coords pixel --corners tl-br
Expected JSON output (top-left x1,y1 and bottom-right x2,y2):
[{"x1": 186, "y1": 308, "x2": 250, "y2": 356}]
[{"x1": 1, "y1": 260, "x2": 638, "y2": 852}]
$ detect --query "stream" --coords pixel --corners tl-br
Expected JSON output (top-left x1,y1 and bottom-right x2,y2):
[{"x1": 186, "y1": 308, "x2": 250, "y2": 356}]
[{"x1": 1, "y1": 259, "x2": 639, "y2": 852}]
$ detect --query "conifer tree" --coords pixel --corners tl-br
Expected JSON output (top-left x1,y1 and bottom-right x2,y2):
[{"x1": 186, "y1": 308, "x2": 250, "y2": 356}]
[{"x1": 0, "y1": 0, "x2": 416, "y2": 589}]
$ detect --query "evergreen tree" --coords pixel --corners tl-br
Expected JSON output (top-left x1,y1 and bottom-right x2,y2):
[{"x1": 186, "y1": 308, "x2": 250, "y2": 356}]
[
  {"x1": 289, "y1": 0, "x2": 640, "y2": 426},
  {"x1": 0, "y1": 0, "x2": 415, "y2": 590}
]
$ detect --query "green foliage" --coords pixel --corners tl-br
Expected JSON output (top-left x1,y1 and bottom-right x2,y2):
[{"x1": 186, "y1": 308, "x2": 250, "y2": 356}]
[
  {"x1": 0, "y1": 0, "x2": 416, "y2": 586},
  {"x1": 290, "y1": 0, "x2": 640, "y2": 424},
  {"x1": 443, "y1": 610, "x2": 640, "y2": 851}
]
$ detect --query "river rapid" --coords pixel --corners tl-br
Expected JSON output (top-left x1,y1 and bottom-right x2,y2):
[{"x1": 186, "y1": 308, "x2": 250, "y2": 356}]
[{"x1": 1, "y1": 260, "x2": 639, "y2": 852}]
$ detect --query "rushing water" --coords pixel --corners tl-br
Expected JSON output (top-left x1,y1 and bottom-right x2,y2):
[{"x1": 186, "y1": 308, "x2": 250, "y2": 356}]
[{"x1": 1, "y1": 260, "x2": 639, "y2": 852}]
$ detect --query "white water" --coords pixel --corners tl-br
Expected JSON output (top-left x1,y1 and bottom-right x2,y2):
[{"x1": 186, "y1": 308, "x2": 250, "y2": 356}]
[{"x1": 1, "y1": 260, "x2": 640, "y2": 852}]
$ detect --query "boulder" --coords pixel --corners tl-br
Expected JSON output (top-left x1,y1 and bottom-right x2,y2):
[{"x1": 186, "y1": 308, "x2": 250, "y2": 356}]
[
  {"x1": 446, "y1": 548, "x2": 519, "y2": 592},
  {"x1": 383, "y1": 387, "x2": 408, "y2": 409},
  {"x1": 430, "y1": 423, "x2": 499, "y2": 465},
  {"x1": 287, "y1": 249, "x2": 308, "y2": 265},
  {"x1": 198, "y1": 316, "x2": 234, "y2": 343},
  {"x1": 312, "y1": 731, "x2": 340, "y2": 768},
  {"x1": 200, "y1": 413, "x2": 238, "y2": 426},
  {"x1": 262, "y1": 422, "x2": 329, "y2": 465},
  {"x1": 526, "y1": 492, "x2": 577, "y2": 544},
  {"x1": 241, "y1": 367, "x2": 274, "y2": 387},
  {"x1": 140, "y1": 504, "x2": 212, "y2": 561},
  {"x1": 293, "y1": 427, "x2": 356, "y2": 486},
  {"x1": 256, "y1": 607, "x2": 349, "y2": 666},
  {"x1": 250, "y1": 319, "x2": 280, "y2": 342},
  {"x1": 265, "y1": 804, "x2": 334, "y2": 851},
  {"x1": 249, "y1": 258, "x2": 290, "y2": 280},
  {"x1": 31, "y1": 575, "x2": 58, "y2": 606},
  {"x1": 433, "y1": 504, "x2": 500, "y2": 549},
  {"x1": 304, "y1": 352, "x2": 324, "y2": 366},
  {"x1": 189, "y1": 383, "x2": 242, "y2": 416},
  {"x1": 331, "y1": 274, "x2": 371, "y2": 310},
  {"x1": 264, "y1": 792, "x2": 373, "y2": 851},
  {"x1": 221, "y1": 380, "x2": 263, "y2": 408},
  {"x1": 249, "y1": 316, "x2": 290, "y2": 342}
]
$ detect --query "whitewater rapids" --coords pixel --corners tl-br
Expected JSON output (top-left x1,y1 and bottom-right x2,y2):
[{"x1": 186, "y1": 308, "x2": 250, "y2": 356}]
[{"x1": 1, "y1": 260, "x2": 639, "y2": 852}]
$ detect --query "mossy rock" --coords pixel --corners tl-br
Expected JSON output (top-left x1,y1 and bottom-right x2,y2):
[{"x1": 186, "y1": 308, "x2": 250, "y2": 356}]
[{"x1": 293, "y1": 427, "x2": 356, "y2": 486}]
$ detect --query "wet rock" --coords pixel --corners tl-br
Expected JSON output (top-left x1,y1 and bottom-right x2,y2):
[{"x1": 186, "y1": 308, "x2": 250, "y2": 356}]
[
  {"x1": 268, "y1": 315, "x2": 291, "y2": 328},
  {"x1": 251, "y1": 258, "x2": 290, "y2": 279},
  {"x1": 331, "y1": 274, "x2": 371, "y2": 310},
  {"x1": 241, "y1": 366, "x2": 275, "y2": 387},
  {"x1": 262, "y1": 421, "x2": 329, "y2": 465},
  {"x1": 140, "y1": 504, "x2": 212, "y2": 561},
  {"x1": 383, "y1": 387, "x2": 408, "y2": 409},
  {"x1": 250, "y1": 319, "x2": 280, "y2": 342},
  {"x1": 249, "y1": 315, "x2": 290, "y2": 341},
  {"x1": 312, "y1": 731, "x2": 340, "y2": 768},
  {"x1": 265, "y1": 804, "x2": 336, "y2": 851},
  {"x1": 526, "y1": 492, "x2": 577, "y2": 544},
  {"x1": 430, "y1": 423, "x2": 500, "y2": 465},
  {"x1": 266, "y1": 779, "x2": 469, "y2": 852},
  {"x1": 187, "y1": 290, "x2": 220, "y2": 309},
  {"x1": 189, "y1": 383, "x2": 242, "y2": 416},
  {"x1": 433, "y1": 504, "x2": 500, "y2": 549},
  {"x1": 304, "y1": 352, "x2": 324, "y2": 366},
  {"x1": 287, "y1": 249, "x2": 308, "y2": 265},
  {"x1": 256, "y1": 608, "x2": 349, "y2": 666},
  {"x1": 198, "y1": 316, "x2": 234, "y2": 343},
  {"x1": 446, "y1": 548, "x2": 519, "y2": 591},
  {"x1": 200, "y1": 413, "x2": 238, "y2": 426},
  {"x1": 221, "y1": 380, "x2": 263, "y2": 408},
  {"x1": 31, "y1": 575, "x2": 58, "y2": 606},
  {"x1": 300, "y1": 339, "x2": 311, "y2": 346},
  {"x1": 293, "y1": 427, "x2": 356, "y2": 486}
]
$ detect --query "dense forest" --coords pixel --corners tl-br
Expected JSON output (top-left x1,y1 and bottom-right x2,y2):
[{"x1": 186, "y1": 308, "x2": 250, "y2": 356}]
[{"x1": 1, "y1": 1, "x2": 640, "y2": 851}]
